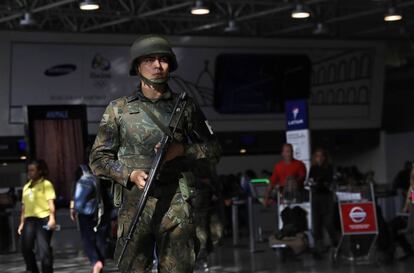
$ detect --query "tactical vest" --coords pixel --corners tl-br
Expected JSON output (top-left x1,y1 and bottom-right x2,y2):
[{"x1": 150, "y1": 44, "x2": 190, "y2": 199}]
[{"x1": 111, "y1": 94, "x2": 196, "y2": 207}]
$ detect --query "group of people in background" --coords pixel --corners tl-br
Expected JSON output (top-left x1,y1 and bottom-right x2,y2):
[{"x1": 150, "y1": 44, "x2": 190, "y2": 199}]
[
  {"x1": 235, "y1": 144, "x2": 414, "y2": 262},
  {"x1": 389, "y1": 160, "x2": 414, "y2": 260},
  {"x1": 14, "y1": 144, "x2": 414, "y2": 273},
  {"x1": 17, "y1": 159, "x2": 113, "y2": 273},
  {"x1": 8, "y1": 147, "x2": 411, "y2": 271},
  {"x1": 263, "y1": 144, "x2": 338, "y2": 259},
  {"x1": 16, "y1": 156, "x2": 224, "y2": 273}
]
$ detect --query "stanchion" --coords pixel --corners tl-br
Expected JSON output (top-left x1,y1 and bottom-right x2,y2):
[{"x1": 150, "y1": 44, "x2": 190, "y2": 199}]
[
  {"x1": 248, "y1": 196, "x2": 256, "y2": 253},
  {"x1": 232, "y1": 197, "x2": 239, "y2": 246}
]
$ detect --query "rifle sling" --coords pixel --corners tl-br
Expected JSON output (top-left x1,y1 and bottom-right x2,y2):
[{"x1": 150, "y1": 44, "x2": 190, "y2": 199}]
[{"x1": 139, "y1": 102, "x2": 175, "y2": 139}]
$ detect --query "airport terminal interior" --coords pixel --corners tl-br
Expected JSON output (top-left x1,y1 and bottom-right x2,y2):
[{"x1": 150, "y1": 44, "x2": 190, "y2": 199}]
[{"x1": 1, "y1": 0, "x2": 414, "y2": 272}]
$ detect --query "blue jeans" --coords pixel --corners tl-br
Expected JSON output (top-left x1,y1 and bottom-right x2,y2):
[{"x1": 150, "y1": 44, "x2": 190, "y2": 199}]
[
  {"x1": 78, "y1": 214, "x2": 110, "y2": 265},
  {"x1": 21, "y1": 217, "x2": 53, "y2": 273}
]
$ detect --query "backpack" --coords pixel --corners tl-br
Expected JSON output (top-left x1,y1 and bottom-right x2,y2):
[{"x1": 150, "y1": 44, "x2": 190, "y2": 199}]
[
  {"x1": 74, "y1": 165, "x2": 98, "y2": 215},
  {"x1": 278, "y1": 206, "x2": 308, "y2": 238}
]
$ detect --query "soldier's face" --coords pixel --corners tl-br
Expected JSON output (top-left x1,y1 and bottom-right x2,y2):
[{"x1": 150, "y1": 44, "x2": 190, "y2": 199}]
[{"x1": 138, "y1": 54, "x2": 170, "y2": 80}]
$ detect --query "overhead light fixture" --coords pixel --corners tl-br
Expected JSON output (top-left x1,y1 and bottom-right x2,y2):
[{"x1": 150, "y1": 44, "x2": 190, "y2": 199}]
[
  {"x1": 240, "y1": 148, "x2": 247, "y2": 154},
  {"x1": 224, "y1": 19, "x2": 239, "y2": 33},
  {"x1": 191, "y1": 0, "x2": 210, "y2": 15},
  {"x1": 384, "y1": 6, "x2": 402, "y2": 22},
  {"x1": 291, "y1": 4, "x2": 310, "y2": 19},
  {"x1": 313, "y1": 22, "x2": 329, "y2": 35},
  {"x1": 20, "y1": 155, "x2": 27, "y2": 160},
  {"x1": 19, "y1": 12, "x2": 36, "y2": 26},
  {"x1": 79, "y1": 0, "x2": 100, "y2": 11}
]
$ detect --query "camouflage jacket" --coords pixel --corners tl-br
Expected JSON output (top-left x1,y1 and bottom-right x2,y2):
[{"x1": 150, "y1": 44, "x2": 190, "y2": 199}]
[{"x1": 89, "y1": 87, "x2": 219, "y2": 194}]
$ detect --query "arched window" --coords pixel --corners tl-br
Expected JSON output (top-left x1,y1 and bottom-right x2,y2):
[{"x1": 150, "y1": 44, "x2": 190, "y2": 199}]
[
  {"x1": 360, "y1": 54, "x2": 372, "y2": 78},
  {"x1": 328, "y1": 63, "x2": 337, "y2": 83},
  {"x1": 327, "y1": 89, "x2": 335, "y2": 105},
  {"x1": 358, "y1": 86, "x2": 370, "y2": 104},
  {"x1": 349, "y1": 57, "x2": 358, "y2": 80},
  {"x1": 313, "y1": 90, "x2": 325, "y2": 105},
  {"x1": 338, "y1": 60, "x2": 347, "y2": 81},
  {"x1": 346, "y1": 87, "x2": 357, "y2": 104},
  {"x1": 336, "y1": 88, "x2": 345, "y2": 104},
  {"x1": 317, "y1": 67, "x2": 328, "y2": 84}
]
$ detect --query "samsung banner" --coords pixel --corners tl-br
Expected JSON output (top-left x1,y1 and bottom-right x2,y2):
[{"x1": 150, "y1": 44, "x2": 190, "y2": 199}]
[
  {"x1": 285, "y1": 100, "x2": 311, "y2": 171},
  {"x1": 10, "y1": 43, "x2": 137, "y2": 123},
  {"x1": 7, "y1": 40, "x2": 384, "y2": 134}
]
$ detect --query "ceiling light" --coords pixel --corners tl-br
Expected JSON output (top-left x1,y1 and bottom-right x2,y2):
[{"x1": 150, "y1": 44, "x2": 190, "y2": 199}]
[
  {"x1": 224, "y1": 20, "x2": 239, "y2": 33},
  {"x1": 240, "y1": 148, "x2": 247, "y2": 154},
  {"x1": 191, "y1": 0, "x2": 210, "y2": 15},
  {"x1": 313, "y1": 22, "x2": 329, "y2": 35},
  {"x1": 19, "y1": 12, "x2": 36, "y2": 26},
  {"x1": 384, "y1": 6, "x2": 402, "y2": 22},
  {"x1": 20, "y1": 155, "x2": 27, "y2": 160},
  {"x1": 291, "y1": 4, "x2": 310, "y2": 19},
  {"x1": 79, "y1": 0, "x2": 100, "y2": 11}
]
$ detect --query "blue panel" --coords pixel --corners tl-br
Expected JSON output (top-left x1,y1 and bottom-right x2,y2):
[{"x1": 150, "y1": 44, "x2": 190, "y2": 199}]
[{"x1": 285, "y1": 100, "x2": 309, "y2": 131}]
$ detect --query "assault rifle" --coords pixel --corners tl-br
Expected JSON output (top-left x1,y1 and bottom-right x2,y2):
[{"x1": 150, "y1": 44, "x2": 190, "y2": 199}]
[{"x1": 117, "y1": 91, "x2": 187, "y2": 267}]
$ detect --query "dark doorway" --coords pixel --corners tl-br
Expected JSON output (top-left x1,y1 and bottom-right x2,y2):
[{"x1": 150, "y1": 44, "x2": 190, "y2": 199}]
[{"x1": 27, "y1": 105, "x2": 87, "y2": 205}]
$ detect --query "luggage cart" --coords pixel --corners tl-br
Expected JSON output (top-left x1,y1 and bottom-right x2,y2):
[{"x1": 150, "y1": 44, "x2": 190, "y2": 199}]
[
  {"x1": 332, "y1": 183, "x2": 378, "y2": 266},
  {"x1": 246, "y1": 178, "x2": 277, "y2": 253},
  {"x1": 269, "y1": 184, "x2": 313, "y2": 261}
]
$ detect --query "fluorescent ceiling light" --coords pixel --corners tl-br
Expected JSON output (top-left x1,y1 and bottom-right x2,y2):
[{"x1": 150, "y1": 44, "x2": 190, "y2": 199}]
[
  {"x1": 80, "y1": 0, "x2": 100, "y2": 11},
  {"x1": 384, "y1": 7, "x2": 402, "y2": 22},
  {"x1": 291, "y1": 4, "x2": 310, "y2": 19},
  {"x1": 191, "y1": 1, "x2": 210, "y2": 15}
]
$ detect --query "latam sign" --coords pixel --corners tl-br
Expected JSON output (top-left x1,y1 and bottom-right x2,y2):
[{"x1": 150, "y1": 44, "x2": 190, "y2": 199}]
[
  {"x1": 340, "y1": 202, "x2": 378, "y2": 235},
  {"x1": 285, "y1": 100, "x2": 308, "y2": 131}
]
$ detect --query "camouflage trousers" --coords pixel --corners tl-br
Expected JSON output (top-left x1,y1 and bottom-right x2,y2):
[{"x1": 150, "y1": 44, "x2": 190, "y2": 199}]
[
  {"x1": 114, "y1": 192, "x2": 197, "y2": 273},
  {"x1": 193, "y1": 190, "x2": 223, "y2": 260},
  {"x1": 194, "y1": 210, "x2": 223, "y2": 259}
]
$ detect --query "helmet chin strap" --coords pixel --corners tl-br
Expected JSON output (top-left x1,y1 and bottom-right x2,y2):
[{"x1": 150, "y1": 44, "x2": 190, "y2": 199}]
[{"x1": 140, "y1": 73, "x2": 169, "y2": 90}]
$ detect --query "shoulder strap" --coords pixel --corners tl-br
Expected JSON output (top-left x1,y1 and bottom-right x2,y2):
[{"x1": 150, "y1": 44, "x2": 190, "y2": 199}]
[
  {"x1": 80, "y1": 164, "x2": 89, "y2": 175},
  {"x1": 139, "y1": 102, "x2": 174, "y2": 138}
]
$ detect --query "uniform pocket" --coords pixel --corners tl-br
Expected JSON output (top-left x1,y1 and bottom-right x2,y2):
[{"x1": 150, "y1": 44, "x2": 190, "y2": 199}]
[{"x1": 159, "y1": 193, "x2": 192, "y2": 233}]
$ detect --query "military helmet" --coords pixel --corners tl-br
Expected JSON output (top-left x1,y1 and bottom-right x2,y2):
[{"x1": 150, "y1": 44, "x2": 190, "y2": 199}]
[{"x1": 129, "y1": 34, "x2": 178, "y2": 76}]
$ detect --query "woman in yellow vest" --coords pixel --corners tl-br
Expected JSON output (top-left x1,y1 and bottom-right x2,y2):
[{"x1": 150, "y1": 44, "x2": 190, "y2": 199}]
[{"x1": 18, "y1": 159, "x2": 56, "y2": 273}]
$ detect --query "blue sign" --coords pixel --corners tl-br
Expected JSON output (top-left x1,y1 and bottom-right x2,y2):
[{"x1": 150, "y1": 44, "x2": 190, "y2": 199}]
[
  {"x1": 18, "y1": 139, "x2": 27, "y2": 151},
  {"x1": 285, "y1": 100, "x2": 309, "y2": 131},
  {"x1": 46, "y1": 111, "x2": 69, "y2": 119}
]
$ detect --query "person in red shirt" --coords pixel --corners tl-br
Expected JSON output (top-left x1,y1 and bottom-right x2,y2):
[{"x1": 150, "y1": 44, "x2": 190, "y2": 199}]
[{"x1": 264, "y1": 143, "x2": 306, "y2": 206}]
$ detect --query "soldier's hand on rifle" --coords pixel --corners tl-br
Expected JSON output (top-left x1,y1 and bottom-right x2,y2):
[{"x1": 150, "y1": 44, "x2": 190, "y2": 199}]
[{"x1": 130, "y1": 170, "x2": 148, "y2": 190}]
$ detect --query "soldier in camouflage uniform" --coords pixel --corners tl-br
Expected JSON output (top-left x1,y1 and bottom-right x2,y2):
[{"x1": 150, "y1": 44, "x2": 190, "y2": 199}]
[
  {"x1": 89, "y1": 35, "x2": 218, "y2": 273},
  {"x1": 192, "y1": 159, "x2": 224, "y2": 270}
]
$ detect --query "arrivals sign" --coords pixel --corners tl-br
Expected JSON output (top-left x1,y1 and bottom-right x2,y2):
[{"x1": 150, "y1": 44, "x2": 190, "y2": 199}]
[{"x1": 340, "y1": 202, "x2": 378, "y2": 234}]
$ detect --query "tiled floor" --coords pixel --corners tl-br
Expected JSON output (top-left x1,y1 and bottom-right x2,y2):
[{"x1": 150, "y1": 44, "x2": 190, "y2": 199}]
[{"x1": 1, "y1": 241, "x2": 413, "y2": 273}]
